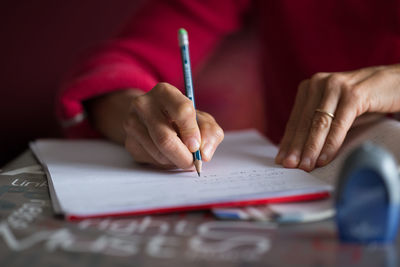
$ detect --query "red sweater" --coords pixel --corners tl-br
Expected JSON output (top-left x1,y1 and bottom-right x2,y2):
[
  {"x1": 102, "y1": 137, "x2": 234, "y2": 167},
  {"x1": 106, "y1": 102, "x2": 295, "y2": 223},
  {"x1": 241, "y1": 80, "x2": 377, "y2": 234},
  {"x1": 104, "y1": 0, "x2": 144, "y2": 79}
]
[{"x1": 58, "y1": 0, "x2": 400, "y2": 143}]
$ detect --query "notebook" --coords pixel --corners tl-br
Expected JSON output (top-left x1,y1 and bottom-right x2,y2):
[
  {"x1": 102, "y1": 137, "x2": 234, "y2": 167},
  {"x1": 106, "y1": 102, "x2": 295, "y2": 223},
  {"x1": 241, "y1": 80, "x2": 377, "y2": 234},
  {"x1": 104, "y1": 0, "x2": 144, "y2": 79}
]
[{"x1": 30, "y1": 118, "x2": 400, "y2": 220}]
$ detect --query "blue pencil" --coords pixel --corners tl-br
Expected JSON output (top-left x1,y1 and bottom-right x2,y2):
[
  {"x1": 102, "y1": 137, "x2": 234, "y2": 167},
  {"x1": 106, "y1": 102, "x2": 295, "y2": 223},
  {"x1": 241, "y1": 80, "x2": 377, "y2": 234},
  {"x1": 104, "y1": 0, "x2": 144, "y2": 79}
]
[{"x1": 178, "y1": 28, "x2": 202, "y2": 176}]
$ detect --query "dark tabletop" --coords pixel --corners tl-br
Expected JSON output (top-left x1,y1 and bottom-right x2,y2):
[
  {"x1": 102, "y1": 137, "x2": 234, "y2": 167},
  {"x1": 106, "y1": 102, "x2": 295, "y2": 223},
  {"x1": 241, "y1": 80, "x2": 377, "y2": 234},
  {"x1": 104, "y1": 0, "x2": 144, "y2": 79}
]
[{"x1": 0, "y1": 150, "x2": 398, "y2": 267}]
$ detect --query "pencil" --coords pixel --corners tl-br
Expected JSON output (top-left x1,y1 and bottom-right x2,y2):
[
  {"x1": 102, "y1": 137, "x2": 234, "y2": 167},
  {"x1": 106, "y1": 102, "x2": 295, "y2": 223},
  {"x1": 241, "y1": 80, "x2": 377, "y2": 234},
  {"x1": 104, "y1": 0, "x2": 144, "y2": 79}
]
[{"x1": 178, "y1": 28, "x2": 202, "y2": 176}]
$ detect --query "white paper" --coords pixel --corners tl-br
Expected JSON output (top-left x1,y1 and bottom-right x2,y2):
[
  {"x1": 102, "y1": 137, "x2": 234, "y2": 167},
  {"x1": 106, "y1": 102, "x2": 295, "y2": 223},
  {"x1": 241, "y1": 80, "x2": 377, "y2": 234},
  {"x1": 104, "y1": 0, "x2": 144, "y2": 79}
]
[{"x1": 31, "y1": 130, "x2": 332, "y2": 218}]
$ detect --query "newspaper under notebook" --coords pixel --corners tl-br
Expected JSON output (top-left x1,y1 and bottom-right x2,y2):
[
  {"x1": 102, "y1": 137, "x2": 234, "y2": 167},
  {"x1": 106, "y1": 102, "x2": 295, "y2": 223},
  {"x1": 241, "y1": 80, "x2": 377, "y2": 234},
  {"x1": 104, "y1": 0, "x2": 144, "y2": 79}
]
[{"x1": 30, "y1": 118, "x2": 400, "y2": 220}]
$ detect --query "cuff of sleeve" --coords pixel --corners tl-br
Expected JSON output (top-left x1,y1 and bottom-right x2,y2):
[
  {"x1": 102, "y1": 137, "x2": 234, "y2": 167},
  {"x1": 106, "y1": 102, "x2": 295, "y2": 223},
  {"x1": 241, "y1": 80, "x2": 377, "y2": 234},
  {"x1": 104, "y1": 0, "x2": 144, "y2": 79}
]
[{"x1": 57, "y1": 63, "x2": 157, "y2": 138}]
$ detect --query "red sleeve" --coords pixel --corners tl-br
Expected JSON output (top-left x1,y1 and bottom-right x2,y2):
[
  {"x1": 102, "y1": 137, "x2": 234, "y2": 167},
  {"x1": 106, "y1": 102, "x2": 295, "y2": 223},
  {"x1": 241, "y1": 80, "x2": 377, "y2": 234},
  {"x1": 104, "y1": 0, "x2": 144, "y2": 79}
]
[{"x1": 57, "y1": 0, "x2": 251, "y2": 138}]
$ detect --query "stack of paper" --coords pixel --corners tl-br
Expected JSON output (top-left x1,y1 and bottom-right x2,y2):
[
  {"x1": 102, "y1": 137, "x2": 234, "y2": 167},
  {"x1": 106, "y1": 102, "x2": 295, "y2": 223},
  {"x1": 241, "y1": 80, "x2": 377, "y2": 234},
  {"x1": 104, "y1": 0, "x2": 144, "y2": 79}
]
[
  {"x1": 32, "y1": 118, "x2": 400, "y2": 220},
  {"x1": 31, "y1": 130, "x2": 332, "y2": 220}
]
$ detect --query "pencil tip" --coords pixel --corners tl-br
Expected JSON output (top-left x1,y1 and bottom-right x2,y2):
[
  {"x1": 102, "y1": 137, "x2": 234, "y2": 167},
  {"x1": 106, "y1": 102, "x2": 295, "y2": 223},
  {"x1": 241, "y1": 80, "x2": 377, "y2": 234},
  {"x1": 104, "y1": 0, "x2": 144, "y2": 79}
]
[{"x1": 194, "y1": 159, "x2": 202, "y2": 177}]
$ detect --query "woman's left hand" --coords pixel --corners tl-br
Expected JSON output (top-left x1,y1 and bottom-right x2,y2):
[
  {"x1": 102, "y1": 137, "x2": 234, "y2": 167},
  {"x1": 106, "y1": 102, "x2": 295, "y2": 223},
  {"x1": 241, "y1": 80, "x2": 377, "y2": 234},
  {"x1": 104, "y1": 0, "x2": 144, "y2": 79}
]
[{"x1": 275, "y1": 64, "x2": 400, "y2": 172}]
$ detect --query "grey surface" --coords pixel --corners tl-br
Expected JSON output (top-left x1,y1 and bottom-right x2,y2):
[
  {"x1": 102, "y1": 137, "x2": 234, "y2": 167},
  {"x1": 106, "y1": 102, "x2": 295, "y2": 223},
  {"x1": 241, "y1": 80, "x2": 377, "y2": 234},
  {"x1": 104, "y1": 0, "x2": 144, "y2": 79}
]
[{"x1": 0, "y1": 150, "x2": 398, "y2": 267}]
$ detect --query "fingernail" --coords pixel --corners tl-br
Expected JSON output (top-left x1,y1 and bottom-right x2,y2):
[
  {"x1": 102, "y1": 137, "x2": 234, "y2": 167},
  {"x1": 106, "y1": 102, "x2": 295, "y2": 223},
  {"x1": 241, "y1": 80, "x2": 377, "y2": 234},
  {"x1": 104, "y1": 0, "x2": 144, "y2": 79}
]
[
  {"x1": 202, "y1": 143, "x2": 213, "y2": 160},
  {"x1": 187, "y1": 138, "x2": 200, "y2": 152},
  {"x1": 299, "y1": 157, "x2": 311, "y2": 170},
  {"x1": 275, "y1": 151, "x2": 285, "y2": 164},
  {"x1": 318, "y1": 153, "x2": 328, "y2": 164},
  {"x1": 285, "y1": 153, "x2": 299, "y2": 166}
]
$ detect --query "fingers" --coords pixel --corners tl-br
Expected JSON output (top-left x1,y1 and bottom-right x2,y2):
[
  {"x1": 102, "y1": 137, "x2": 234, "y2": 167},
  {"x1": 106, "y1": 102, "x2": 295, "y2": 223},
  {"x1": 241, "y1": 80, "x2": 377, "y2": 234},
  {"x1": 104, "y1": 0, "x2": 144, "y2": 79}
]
[
  {"x1": 297, "y1": 75, "x2": 342, "y2": 171},
  {"x1": 197, "y1": 111, "x2": 224, "y2": 161},
  {"x1": 281, "y1": 76, "x2": 325, "y2": 169},
  {"x1": 277, "y1": 71, "x2": 366, "y2": 172},
  {"x1": 131, "y1": 88, "x2": 194, "y2": 169},
  {"x1": 316, "y1": 92, "x2": 359, "y2": 167},
  {"x1": 311, "y1": 64, "x2": 400, "y2": 166},
  {"x1": 150, "y1": 83, "x2": 201, "y2": 152},
  {"x1": 125, "y1": 136, "x2": 174, "y2": 168},
  {"x1": 124, "y1": 112, "x2": 173, "y2": 166},
  {"x1": 124, "y1": 82, "x2": 222, "y2": 170},
  {"x1": 146, "y1": 110, "x2": 195, "y2": 169}
]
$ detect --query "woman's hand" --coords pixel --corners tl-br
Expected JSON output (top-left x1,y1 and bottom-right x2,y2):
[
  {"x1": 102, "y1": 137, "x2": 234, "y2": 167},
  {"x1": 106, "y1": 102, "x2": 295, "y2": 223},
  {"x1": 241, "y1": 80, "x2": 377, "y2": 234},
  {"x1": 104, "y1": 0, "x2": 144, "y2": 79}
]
[
  {"x1": 88, "y1": 83, "x2": 224, "y2": 169},
  {"x1": 275, "y1": 64, "x2": 400, "y2": 172},
  {"x1": 122, "y1": 82, "x2": 224, "y2": 169}
]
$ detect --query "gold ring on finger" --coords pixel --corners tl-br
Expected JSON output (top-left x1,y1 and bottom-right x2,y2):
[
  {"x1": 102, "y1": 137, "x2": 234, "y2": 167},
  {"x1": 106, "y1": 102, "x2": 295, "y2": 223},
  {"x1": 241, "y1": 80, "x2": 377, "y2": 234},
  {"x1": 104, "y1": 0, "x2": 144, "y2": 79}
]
[{"x1": 315, "y1": 108, "x2": 335, "y2": 119}]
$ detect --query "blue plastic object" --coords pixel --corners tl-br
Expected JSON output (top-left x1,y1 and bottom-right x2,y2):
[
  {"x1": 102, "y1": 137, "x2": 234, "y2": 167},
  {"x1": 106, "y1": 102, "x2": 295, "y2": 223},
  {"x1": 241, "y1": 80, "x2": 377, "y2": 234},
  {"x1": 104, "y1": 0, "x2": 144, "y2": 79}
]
[{"x1": 336, "y1": 142, "x2": 400, "y2": 243}]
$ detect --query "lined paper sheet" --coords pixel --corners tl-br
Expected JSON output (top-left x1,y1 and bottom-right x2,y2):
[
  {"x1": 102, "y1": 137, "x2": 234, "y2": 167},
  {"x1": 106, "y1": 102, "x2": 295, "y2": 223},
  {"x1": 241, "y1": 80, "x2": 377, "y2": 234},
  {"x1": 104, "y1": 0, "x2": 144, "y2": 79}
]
[{"x1": 31, "y1": 130, "x2": 332, "y2": 218}]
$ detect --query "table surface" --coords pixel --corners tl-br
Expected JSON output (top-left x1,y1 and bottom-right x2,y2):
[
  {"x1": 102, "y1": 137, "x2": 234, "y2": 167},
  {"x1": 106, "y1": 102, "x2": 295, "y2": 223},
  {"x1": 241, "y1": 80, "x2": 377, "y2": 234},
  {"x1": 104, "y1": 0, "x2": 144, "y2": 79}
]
[{"x1": 0, "y1": 150, "x2": 398, "y2": 267}]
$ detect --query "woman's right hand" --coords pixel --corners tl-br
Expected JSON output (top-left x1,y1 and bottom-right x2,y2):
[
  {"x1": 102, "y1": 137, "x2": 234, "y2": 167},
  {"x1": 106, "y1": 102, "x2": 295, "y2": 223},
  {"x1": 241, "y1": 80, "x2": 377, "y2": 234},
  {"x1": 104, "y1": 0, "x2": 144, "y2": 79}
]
[{"x1": 123, "y1": 82, "x2": 224, "y2": 169}]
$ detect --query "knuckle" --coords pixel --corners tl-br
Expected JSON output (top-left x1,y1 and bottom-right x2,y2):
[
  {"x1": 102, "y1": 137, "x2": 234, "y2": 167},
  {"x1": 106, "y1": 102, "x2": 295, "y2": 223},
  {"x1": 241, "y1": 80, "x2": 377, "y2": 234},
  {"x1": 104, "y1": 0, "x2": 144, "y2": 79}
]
[
  {"x1": 311, "y1": 72, "x2": 328, "y2": 81},
  {"x1": 200, "y1": 123, "x2": 224, "y2": 144},
  {"x1": 324, "y1": 138, "x2": 338, "y2": 153},
  {"x1": 304, "y1": 142, "x2": 319, "y2": 156},
  {"x1": 131, "y1": 95, "x2": 147, "y2": 112},
  {"x1": 340, "y1": 80, "x2": 354, "y2": 94},
  {"x1": 331, "y1": 118, "x2": 347, "y2": 132},
  {"x1": 327, "y1": 73, "x2": 346, "y2": 87},
  {"x1": 311, "y1": 114, "x2": 331, "y2": 132},
  {"x1": 201, "y1": 121, "x2": 214, "y2": 131},
  {"x1": 156, "y1": 82, "x2": 172, "y2": 92},
  {"x1": 152, "y1": 82, "x2": 176, "y2": 97},
  {"x1": 214, "y1": 126, "x2": 225, "y2": 142},
  {"x1": 198, "y1": 111, "x2": 216, "y2": 122},
  {"x1": 177, "y1": 102, "x2": 196, "y2": 119}
]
